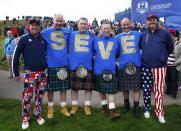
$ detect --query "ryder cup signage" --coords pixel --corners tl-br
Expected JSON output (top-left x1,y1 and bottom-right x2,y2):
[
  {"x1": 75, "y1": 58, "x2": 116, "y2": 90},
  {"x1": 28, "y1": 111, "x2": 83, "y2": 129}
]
[
  {"x1": 150, "y1": 2, "x2": 172, "y2": 10},
  {"x1": 131, "y1": 0, "x2": 181, "y2": 23},
  {"x1": 136, "y1": 0, "x2": 172, "y2": 14},
  {"x1": 136, "y1": 1, "x2": 149, "y2": 14}
]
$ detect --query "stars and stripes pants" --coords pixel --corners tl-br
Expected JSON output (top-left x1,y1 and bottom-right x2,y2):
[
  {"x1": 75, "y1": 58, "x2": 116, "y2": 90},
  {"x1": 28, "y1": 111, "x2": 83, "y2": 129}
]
[
  {"x1": 141, "y1": 67, "x2": 166, "y2": 117},
  {"x1": 22, "y1": 71, "x2": 47, "y2": 122}
]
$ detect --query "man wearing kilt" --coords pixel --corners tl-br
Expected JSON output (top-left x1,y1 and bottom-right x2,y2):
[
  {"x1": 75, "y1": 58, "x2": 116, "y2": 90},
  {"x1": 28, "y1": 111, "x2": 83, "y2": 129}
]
[
  {"x1": 69, "y1": 17, "x2": 95, "y2": 115},
  {"x1": 115, "y1": 18, "x2": 142, "y2": 119},
  {"x1": 41, "y1": 14, "x2": 71, "y2": 118},
  {"x1": 94, "y1": 21, "x2": 120, "y2": 119}
]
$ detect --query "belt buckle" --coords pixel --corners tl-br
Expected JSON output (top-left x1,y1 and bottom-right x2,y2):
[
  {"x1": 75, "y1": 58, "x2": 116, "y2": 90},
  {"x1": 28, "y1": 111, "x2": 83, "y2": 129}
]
[
  {"x1": 102, "y1": 70, "x2": 113, "y2": 81},
  {"x1": 125, "y1": 63, "x2": 136, "y2": 75},
  {"x1": 76, "y1": 65, "x2": 87, "y2": 78},
  {"x1": 57, "y1": 67, "x2": 68, "y2": 80}
]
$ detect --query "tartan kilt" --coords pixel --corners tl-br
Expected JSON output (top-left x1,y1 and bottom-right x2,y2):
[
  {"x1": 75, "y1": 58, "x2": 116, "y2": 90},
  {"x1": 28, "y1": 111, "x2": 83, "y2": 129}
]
[
  {"x1": 70, "y1": 70, "x2": 95, "y2": 90},
  {"x1": 95, "y1": 74, "x2": 118, "y2": 94},
  {"x1": 117, "y1": 68, "x2": 141, "y2": 91},
  {"x1": 45, "y1": 68, "x2": 71, "y2": 91}
]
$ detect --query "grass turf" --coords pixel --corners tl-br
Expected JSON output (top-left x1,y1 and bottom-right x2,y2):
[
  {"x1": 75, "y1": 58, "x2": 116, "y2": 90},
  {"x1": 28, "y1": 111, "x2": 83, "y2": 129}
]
[{"x1": 0, "y1": 99, "x2": 181, "y2": 131}]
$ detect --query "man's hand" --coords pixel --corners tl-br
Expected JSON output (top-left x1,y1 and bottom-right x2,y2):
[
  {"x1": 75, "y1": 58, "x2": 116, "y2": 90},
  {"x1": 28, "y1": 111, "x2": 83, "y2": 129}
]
[
  {"x1": 14, "y1": 76, "x2": 21, "y2": 82},
  {"x1": 15, "y1": 38, "x2": 19, "y2": 45}
]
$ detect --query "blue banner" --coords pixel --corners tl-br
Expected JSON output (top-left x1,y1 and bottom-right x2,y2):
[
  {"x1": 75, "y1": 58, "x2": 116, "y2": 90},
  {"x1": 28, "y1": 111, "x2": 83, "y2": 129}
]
[
  {"x1": 131, "y1": 0, "x2": 181, "y2": 23},
  {"x1": 165, "y1": 16, "x2": 181, "y2": 30}
]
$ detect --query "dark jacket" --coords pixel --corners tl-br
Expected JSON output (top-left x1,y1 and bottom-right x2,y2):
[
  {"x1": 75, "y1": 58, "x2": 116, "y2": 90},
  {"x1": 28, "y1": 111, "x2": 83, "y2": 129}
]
[
  {"x1": 140, "y1": 27, "x2": 174, "y2": 68},
  {"x1": 12, "y1": 33, "x2": 47, "y2": 77}
]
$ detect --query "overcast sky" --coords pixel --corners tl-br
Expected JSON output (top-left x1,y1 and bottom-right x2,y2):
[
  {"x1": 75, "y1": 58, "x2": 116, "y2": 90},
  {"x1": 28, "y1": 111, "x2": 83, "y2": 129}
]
[{"x1": 0, "y1": 0, "x2": 131, "y2": 22}]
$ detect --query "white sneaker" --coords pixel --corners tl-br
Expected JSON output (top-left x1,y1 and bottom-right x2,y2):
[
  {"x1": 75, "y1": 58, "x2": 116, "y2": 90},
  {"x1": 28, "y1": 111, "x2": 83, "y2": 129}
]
[
  {"x1": 144, "y1": 111, "x2": 150, "y2": 118},
  {"x1": 158, "y1": 116, "x2": 166, "y2": 123},
  {"x1": 37, "y1": 117, "x2": 45, "y2": 125},
  {"x1": 22, "y1": 121, "x2": 29, "y2": 130}
]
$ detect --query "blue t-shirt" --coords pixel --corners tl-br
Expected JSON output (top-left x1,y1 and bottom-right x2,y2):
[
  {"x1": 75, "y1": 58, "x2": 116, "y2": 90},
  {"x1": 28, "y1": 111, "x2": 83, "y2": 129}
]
[
  {"x1": 69, "y1": 31, "x2": 95, "y2": 70},
  {"x1": 4, "y1": 37, "x2": 16, "y2": 55},
  {"x1": 41, "y1": 27, "x2": 71, "y2": 68},
  {"x1": 115, "y1": 31, "x2": 141, "y2": 69},
  {"x1": 94, "y1": 36, "x2": 119, "y2": 75}
]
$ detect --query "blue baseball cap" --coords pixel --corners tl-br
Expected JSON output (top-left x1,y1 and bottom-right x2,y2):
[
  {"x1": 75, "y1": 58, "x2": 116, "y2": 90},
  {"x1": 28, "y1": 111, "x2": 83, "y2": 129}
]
[{"x1": 147, "y1": 14, "x2": 159, "y2": 21}]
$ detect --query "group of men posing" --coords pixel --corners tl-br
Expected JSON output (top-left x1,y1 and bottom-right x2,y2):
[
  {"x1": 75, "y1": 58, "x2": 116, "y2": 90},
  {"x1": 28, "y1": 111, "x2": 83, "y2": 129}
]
[{"x1": 12, "y1": 13, "x2": 174, "y2": 129}]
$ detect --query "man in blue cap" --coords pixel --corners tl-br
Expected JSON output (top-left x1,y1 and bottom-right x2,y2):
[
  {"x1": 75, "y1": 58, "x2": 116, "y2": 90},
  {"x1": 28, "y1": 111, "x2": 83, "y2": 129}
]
[
  {"x1": 12, "y1": 18, "x2": 47, "y2": 129},
  {"x1": 140, "y1": 14, "x2": 174, "y2": 123}
]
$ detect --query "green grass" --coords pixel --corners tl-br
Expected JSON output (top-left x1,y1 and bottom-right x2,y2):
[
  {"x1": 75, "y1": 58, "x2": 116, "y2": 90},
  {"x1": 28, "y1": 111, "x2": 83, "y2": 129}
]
[
  {"x1": 0, "y1": 36, "x2": 8, "y2": 70},
  {"x1": 0, "y1": 99, "x2": 181, "y2": 131}
]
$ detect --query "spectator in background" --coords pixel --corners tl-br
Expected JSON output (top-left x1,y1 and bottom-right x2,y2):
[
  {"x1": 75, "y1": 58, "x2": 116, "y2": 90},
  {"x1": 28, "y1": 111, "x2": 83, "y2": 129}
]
[
  {"x1": 18, "y1": 24, "x2": 25, "y2": 36},
  {"x1": 4, "y1": 30, "x2": 16, "y2": 78},
  {"x1": 94, "y1": 26, "x2": 101, "y2": 36},
  {"x1": 174, "y1": 30, "x2": 181, "y2": 97},
  {"x1": 92, "y1": 18, "x2": 99, "y2": 29},
  {"x1": 11, "y1": 25, "x2": 19, "y2": 37},
  {"x1": 165, "y1": 29, "x2": 178, "y2": 99},
  {"x1": 4, "y1": 26, "x2": 10, "y2": 36},
  {"x1": 113, "y1": 22, "x2": 122, "y2": 35},
  {"x1": 73, "y1": 21, "x2": 78, "y2": 31},
  {"x1": 42, "y1": 22, "x2": 49, "y2": 30},
  {"x1": 87, "y1": 23, "x2": 92, "y2": 30},
  {"x1": 158, "y1": 22, "x2": 165, "y2": 29},
  {"x1": 24, "y1": 25, "x2": 30, "y2": 34},
  {"x1": 12, "y1": 18, "x2": 17, "y2": 24},
  {"x1": 140, "y1": 24, "x2": 146, "y2": 32},
  {"x1": 3, "y1": 20, "x2": 6, "y2": 25},
  {"x1": 131, "y1": 22, "x2": 139, "y2": 31}
]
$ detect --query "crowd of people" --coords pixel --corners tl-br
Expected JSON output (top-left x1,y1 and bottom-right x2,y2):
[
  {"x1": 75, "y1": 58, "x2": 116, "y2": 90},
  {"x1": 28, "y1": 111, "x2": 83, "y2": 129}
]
[
  {"x1": 1, "y1": 13, "x2": 181, "y2": 130},
  {"x1": 1, "y1": 16, "x2": 157, "y2": 38}
]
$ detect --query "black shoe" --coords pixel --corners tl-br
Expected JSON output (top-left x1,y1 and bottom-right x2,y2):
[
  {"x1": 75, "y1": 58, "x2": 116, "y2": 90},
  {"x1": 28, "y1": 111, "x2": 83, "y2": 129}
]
[
  {"x1": 133, "y1": 106, "x2": 141, "y2": 119},
  {"x1": 123, "y1": 102, "x2": 130, "y2": 113},
  {"x1": 171, "y1": 95, "x2": 177, "y2": 100},
  {"x1": 100, "y1": 105, "x2": 109, "y2": 114},
  {"x1": 109, "y1": 109, "x2": 120, "y2": 119}
]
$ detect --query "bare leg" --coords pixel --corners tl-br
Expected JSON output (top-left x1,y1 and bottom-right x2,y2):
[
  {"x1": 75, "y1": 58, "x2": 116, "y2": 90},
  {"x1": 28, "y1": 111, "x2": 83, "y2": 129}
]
[
  {"x1": 123, "y1": 91, "x2": 129, "y2": 100},
  {"x1": 123, "y1": 91, "x2": 130, "y2": 113},
  {"x1": 85, "y1": 90, "x2": 92, "y2": 105},
  {"x1": 60, "y1": 91, "x2": 67, "y2": 106},
  {"x1": 70, "y1": 90, "x2": 78, "y2": 114},
  {"x1": 108, "y1": 94, "x2": 115, "y2": 109},
  {"x1": 133, "y1": 90, "x2": 140, "y2": 102},
  {"x1": 71, "y1": 90, "x2": 78, "y2": 105},
  {"x1": 47, "y1": 91, "x2": 54, "y2": 104}
]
